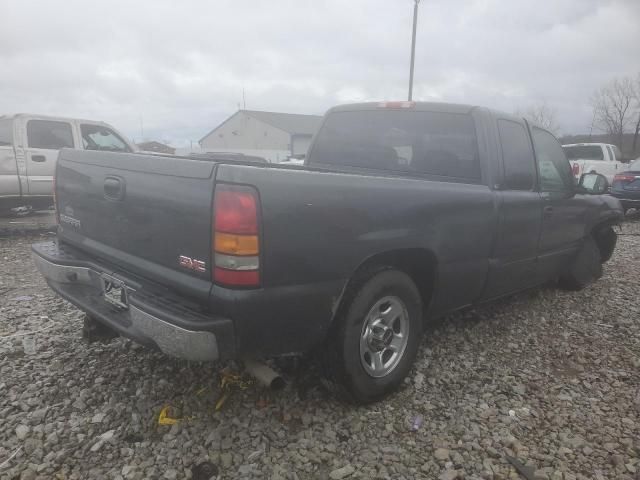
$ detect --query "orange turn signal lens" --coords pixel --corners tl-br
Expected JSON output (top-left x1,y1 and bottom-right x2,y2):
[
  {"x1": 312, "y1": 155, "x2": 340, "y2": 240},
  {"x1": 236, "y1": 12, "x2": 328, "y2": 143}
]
[{"x1": 214, "y1": 233, "x2": 259, "y2": 256}]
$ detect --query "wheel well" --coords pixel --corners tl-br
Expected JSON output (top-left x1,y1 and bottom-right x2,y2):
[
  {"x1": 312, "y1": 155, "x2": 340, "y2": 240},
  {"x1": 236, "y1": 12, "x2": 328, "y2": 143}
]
[
  {"x1": 333, "y1": 248, "x2": 437, "y2": 321},
  {"x1": 591, "y1": 223, "x2": 617, "y2": 263}
]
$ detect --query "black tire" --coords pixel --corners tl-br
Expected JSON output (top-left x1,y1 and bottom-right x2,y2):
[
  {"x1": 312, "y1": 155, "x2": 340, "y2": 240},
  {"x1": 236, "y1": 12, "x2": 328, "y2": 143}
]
[
  {"x1": 321, "y1": 268, "x2": 422, "y2": 404},
  {"x1": 559, "y1": 235, "x2": 602, "y2": 290}
]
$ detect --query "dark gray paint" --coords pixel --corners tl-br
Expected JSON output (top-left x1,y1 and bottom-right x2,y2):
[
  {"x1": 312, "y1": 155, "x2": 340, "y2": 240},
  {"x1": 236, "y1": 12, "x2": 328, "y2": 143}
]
[{"x1": 49, "y1": 102, "x2": 624, "y2": 357}]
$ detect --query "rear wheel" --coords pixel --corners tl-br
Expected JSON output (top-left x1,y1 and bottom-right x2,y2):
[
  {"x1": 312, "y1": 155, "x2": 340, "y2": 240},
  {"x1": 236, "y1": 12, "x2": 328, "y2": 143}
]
[
  {"x1": 322, "y1": 268, "x2": 422, "y2": 404},
  {"x1": 559, "y1": 235, "x2": 602, "y2": 290}
]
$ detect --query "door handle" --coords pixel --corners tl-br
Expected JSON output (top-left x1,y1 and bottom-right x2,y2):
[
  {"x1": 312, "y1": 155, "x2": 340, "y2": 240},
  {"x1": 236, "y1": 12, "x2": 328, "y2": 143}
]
[
  {"x1": 104, "y1": 176, "x2": 125, "y2": 200},
  {"x1": 543, "y1": 205, "x2": 553, "y2": 217},
  {"x1": 32, "y1": 155, "x2": 46, "y2": 162}
]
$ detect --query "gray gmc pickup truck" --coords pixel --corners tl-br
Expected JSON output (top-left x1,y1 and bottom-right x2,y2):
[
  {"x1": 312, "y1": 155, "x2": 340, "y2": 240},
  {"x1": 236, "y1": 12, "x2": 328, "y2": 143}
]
[{"x1": 32, "y1": 102, "x2": 622, "y2": 403}]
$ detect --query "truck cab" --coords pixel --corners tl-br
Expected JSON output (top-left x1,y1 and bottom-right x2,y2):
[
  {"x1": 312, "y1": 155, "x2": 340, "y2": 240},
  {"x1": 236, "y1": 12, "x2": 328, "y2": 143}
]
[
  {"x1": 0, "y1": 114, "x2": 135, "y2": 212},
  {"x1": 562, "y1": 142, "x2": 623, "y2": 183}
]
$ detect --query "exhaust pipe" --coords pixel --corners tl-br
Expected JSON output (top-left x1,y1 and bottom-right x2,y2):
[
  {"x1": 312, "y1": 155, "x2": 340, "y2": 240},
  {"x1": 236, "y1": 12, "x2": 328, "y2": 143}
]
[{"x1": 243, "y1": 358, "x2": 285, "y2": 390}]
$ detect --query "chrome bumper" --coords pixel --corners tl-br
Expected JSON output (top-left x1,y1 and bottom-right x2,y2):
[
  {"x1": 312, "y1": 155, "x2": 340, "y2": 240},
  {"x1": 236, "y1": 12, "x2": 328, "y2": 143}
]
[{"x1": 32, "y1": 253, "x2": 220, "y2": 362}]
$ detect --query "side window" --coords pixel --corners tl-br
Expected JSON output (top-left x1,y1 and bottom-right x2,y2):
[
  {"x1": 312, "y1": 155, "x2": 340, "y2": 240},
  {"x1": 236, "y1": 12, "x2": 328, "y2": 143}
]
[
  {"x1": 532, "y1": 127, "x2": 573, "y2": 192},
  {"x1": 27, "y1": 120, "x2": 74, "y2": 149},
  {"x1": 613, "y1": 145, "x2": 622, "y2": 161},
  {"x1": 0, "y1": 119, "x2": 13, "y2": 146},
  {"x1": 498, "y1": 119, "x2": 536, "y2": 190},
  {"x1": 606, "y1": 145, "x2": 614, "y2": 162},
  {"x1": 81, "y1": 124, "x2": 131, "y2": 152}
]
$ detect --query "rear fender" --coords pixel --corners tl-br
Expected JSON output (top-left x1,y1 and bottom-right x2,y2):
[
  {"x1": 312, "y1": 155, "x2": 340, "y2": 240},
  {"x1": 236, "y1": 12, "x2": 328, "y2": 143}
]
[{"x1": 329, "y1": 248, "x2": 438, "y2": 325}]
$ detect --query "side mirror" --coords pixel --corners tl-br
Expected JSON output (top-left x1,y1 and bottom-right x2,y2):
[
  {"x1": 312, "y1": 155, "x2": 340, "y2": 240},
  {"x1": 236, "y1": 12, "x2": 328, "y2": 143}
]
[{"x1": 578, "y1": 172, "x2": 609, "y2": 195}]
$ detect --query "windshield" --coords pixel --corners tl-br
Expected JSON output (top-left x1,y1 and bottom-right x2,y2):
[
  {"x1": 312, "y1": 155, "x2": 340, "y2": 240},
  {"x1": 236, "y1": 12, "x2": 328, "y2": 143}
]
[
  {"x1": 81, "y1": 124, "x2": 131, "y2": 152},
  {"x1": 562, "y1": 145, "x2": 604, "y2": 160},
  {"x1": 0, "y1": 119, "x2": 13, "y2": 146}
]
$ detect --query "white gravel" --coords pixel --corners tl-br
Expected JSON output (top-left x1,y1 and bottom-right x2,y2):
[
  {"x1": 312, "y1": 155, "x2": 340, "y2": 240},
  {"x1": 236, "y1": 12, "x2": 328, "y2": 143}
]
[{"x1": 1, "y1": 219, "x2": 639, "y2": 480}]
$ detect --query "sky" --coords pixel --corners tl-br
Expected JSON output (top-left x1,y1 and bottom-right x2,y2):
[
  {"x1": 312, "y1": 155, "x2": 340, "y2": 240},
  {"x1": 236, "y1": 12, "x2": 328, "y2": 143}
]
[{"x1": 1, "y1": 0, "x2": 639, "y2": 147}]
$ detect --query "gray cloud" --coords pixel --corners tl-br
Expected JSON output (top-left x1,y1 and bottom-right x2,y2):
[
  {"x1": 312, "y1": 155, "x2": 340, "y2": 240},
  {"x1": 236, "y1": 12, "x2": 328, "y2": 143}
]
[{"x1": 1, "y1": 0, "x2": 638, "y2": 145}]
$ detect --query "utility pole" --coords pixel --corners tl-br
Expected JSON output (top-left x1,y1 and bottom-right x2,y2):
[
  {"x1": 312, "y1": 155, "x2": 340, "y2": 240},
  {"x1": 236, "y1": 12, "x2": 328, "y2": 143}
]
[{"x1": 408, "y1": 0, "x2": 421, "y2": 101}]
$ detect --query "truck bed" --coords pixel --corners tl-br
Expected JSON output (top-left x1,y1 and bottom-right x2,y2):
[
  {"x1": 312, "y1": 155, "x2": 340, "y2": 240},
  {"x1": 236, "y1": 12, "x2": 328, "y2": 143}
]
[{"x1": 47, "y1": 147, "x2": 497, "y2": 357}]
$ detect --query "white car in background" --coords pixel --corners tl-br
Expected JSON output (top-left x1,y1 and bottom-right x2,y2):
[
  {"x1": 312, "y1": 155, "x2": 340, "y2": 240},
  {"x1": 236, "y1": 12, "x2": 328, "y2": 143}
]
[
  {"x1": 0, "y1": 114, "x2": 135, "y2": 212},
  {"x1": 562, "y1": 142, "x2": 624, "y2": 183}
]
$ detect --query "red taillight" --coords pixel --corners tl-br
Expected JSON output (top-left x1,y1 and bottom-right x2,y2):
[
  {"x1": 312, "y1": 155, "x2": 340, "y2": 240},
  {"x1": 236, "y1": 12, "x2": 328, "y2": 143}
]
[
  {"x1": 571, "y1": 163, "x2": 580, "y2": 176},
  {"x1": 214, "y1": 187, "x2": 258, "y2": 234},
  {"x1": 614, "y1": 174, "x2": 635, "y2": 183},
  {"x1": 213, "y1": 267, "x2": 259, "y2": 286},
  {"x1": 213, "y1": 184, "x2": 260, "y2": 287}
]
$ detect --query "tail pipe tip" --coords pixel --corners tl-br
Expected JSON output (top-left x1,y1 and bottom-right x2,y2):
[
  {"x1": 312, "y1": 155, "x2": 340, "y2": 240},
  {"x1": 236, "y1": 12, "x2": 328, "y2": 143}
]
[{"x1": 243, "y1": 358, "x2": 286, "y2": 390}]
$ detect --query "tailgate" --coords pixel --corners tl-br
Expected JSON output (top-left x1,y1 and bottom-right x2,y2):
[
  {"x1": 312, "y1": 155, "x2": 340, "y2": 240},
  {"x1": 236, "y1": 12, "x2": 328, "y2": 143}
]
[{"x1": 56, "y1": 149, "x2": 215, "y2": 292}]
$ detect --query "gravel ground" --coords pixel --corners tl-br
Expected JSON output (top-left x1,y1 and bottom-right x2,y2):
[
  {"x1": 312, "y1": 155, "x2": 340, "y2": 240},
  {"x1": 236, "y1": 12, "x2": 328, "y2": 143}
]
[
  {"x1": 1, "y1": 220, "x2": 639, "y2": 480},
  {"x1": 0, "y1": 211, "x2": 56, "y2": 237}
]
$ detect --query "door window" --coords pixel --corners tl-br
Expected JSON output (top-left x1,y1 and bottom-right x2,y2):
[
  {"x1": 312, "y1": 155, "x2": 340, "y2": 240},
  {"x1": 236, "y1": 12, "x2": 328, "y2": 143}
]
[
  {"x1": 532, "y1": 127, "x2": 573, "y2": 192},
  {"x1": 27, "y1": 120, "x2": 74, "y2": 149},
  {"x1": 606, "y1": 145, "x2": 614, "y2": 162},
  {"x1": 498, "y1": 119, "x2": 536, "y2": 190},
  {"x1": 81, "y1": 124, "x2": 131, "y2": 152},
  {"x1": 612, "y1": 145, "x2": 622, "y2": 161},
  {"x1": 0, "y1": 119, "x2": 13, "y2": 146}
]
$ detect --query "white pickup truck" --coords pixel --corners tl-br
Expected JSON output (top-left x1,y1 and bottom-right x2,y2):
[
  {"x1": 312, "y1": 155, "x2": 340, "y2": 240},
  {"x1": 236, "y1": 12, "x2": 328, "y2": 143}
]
[
  {"x1": 562, "y1": 142, "x2": 624, "y2": 183},
  {"x1": 0, "y1": 114, "x2": 135, "y2": 213}
]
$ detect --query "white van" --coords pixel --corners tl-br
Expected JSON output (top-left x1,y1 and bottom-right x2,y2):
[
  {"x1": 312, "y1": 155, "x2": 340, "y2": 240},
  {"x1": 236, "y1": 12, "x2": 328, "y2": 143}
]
[{"x1": 0, "y1": 114, "x2": 135, "y2": 212}]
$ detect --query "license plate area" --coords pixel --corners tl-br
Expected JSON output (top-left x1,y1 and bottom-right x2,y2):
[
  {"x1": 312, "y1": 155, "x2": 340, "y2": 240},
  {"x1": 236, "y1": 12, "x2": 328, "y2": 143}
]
[{"x1": 99, "y1": 273, "x2": 133, "y2": 310}]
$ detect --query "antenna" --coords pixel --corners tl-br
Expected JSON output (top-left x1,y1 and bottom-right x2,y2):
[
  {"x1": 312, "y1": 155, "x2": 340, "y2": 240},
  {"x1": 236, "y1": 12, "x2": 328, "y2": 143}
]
[
  {"x1": 408, "y1": 0, "x2": 421, "y2": 101},
  {"x1": 242, "y1": 88, "x2": 246, "y2": 109}
]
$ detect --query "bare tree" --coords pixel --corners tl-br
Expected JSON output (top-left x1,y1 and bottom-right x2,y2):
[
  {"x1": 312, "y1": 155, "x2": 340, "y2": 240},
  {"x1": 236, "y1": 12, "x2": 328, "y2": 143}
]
[
  {"x1": 591, "y1": 76, "x2": 635, "y2": 151},
  {"x1": 631, "y1": 73, "x2": 640, "y2": 157},
  {"x1": 516, "y1": 103, "x2": 560, "y2": 136}
]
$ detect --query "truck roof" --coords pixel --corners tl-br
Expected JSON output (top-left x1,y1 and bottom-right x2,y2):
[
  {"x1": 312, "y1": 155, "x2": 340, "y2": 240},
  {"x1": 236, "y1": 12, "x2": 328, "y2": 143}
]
[
  {"x1": 0, "y1": 113, "x2": 111, "y2": 125},
  {"x1": 328, "y1": 101, "x2": 476, "y2": 115},
  {"x1": 326, "y1": 101, "x2": 539, "y2": 131},
  {"x1": 562, "y1": 142, "x2": 614, "y2": 148}
]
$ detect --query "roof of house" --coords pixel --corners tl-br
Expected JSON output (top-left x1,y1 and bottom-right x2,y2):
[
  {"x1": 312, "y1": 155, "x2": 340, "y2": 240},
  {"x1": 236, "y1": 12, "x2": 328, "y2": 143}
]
[
  {"x1": 137, "y1": 141, "x2": 175, "y2": 154},
  {"x1": 200, "y1": 110, "x2": 323, "y2": 143},
  {"x1": 243, "y1": 110, "x2": 323, "y2": 135}
]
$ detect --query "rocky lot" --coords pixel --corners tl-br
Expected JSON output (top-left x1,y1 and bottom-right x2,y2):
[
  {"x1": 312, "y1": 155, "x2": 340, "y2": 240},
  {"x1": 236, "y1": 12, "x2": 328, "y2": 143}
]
[{"x1": 1, "y1": 220, "x2": 639, "y2": 480}]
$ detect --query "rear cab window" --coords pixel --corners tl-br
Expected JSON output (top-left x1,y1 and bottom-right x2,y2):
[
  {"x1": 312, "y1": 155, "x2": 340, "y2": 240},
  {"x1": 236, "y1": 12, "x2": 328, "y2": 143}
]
[
  {"x1": 307, "y1": 109, "x2": 481, "y2": 181},
  {"x1": 562, "y1": 145, "x2": 604, "y2": 161},
  {"x1": 0, "y1": 118, "x2": 13, "y2": 146},
  {"x1": 81, "y1": 124, "x2": 131, "y2": 152},
  {"x1": 27, "y1": 120, "x2": 74, "y2": 149}
]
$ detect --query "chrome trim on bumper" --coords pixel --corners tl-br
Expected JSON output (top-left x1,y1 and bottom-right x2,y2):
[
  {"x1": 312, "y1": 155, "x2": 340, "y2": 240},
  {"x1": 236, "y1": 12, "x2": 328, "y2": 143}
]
[
  {"x1": 32, "y1": 252, "x2": 219, "y2": 361},
  {"x1": 32, "y1": 254, "x2": 97, "y2": 285},
  {"x1": 129, "y1": 305, "x2": 219, "y2": 361}
]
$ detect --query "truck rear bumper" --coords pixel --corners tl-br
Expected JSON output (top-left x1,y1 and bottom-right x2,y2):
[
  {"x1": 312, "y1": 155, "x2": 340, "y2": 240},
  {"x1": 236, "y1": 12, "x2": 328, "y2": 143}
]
[{"x1": 32, "y1": 241, "x2": 234, "y2": 362}]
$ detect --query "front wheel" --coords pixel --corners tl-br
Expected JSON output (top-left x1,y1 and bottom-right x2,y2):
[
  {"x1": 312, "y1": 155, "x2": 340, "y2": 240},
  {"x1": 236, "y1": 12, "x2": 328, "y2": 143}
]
[
  {"x1": 322, "y1": 268, "x2": 423, "y2": 404},
  {"x1": 559, "y1": 235, "x2": 602, "y2": 290}
]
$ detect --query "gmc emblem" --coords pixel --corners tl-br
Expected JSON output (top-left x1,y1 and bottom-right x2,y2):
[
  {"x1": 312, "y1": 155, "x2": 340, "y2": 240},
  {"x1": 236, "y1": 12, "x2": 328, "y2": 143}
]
[{"x1": 178, "y1": 255, "x2": 206, "y2": 273}]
